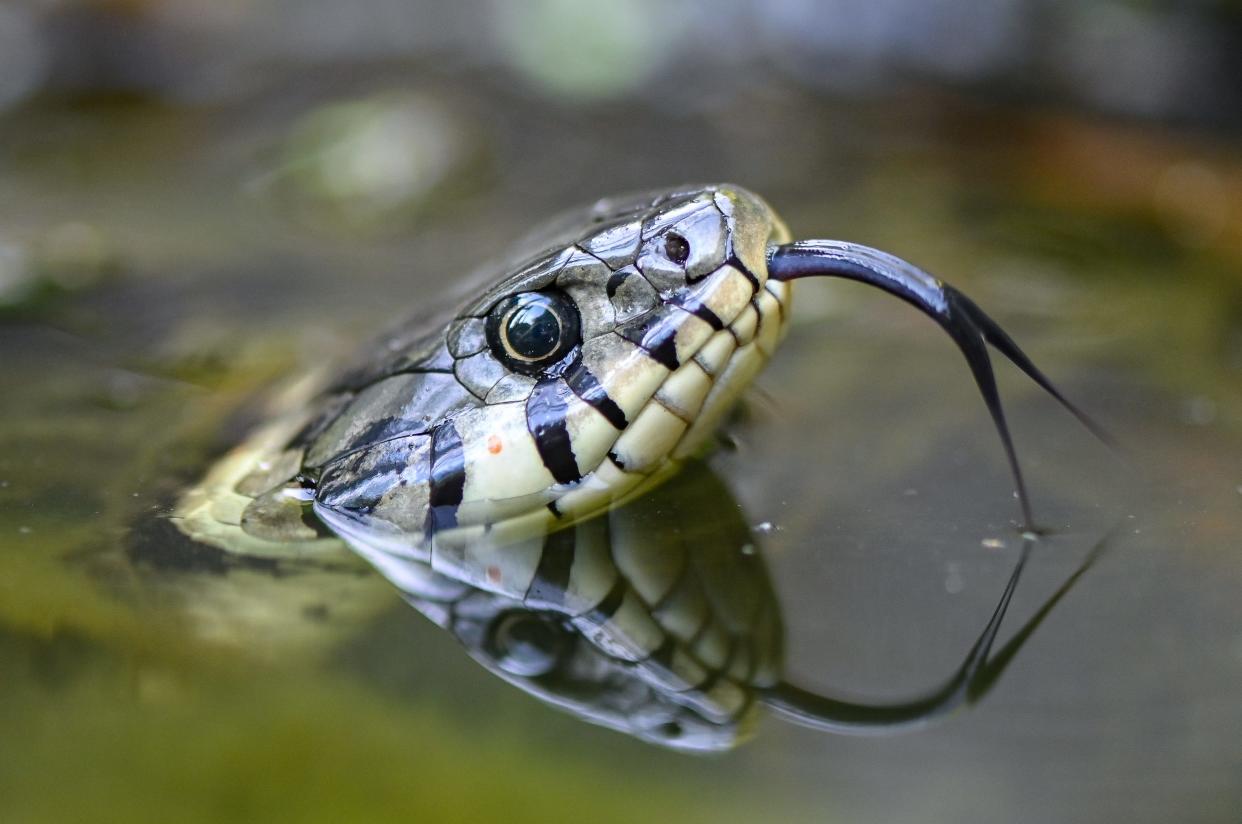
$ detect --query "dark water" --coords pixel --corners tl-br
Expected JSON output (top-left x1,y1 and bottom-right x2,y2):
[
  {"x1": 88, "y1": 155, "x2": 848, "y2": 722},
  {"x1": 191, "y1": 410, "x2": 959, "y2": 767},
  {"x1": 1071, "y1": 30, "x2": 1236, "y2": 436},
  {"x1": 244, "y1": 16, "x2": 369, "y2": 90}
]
[{"x1": 2, "y1": 76, "x2": 1240, "y2": 823}]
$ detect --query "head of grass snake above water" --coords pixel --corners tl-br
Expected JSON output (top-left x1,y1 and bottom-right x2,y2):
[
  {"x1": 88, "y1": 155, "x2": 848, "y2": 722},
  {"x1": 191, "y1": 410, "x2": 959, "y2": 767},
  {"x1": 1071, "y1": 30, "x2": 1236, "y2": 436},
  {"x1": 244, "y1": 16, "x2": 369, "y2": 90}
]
[{"x1": 170, "y1": 183, "x2": 1108, "y2": 751}]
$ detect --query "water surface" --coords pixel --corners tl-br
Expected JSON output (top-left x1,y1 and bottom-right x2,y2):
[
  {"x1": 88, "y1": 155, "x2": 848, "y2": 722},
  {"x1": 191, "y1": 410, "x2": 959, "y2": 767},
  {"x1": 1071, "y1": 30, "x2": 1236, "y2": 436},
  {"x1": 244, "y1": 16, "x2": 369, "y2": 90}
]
[{"x1": 2, "y1": 84, "x2": 1240, "y2": 823}]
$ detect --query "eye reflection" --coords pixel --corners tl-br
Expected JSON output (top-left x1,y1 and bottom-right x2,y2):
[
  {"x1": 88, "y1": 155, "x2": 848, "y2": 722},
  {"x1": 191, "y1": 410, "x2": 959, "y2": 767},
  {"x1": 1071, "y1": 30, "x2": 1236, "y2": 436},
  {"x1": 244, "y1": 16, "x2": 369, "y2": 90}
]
[
  {"x1": 486, "y1": 611, "x2": 569, "y2": 677},
  {"x1": 485, "y1": 290, "x2": 580, "y2": 374},
  {"x1": 504, "y1": 296, "x2": 561, "y2": 360}
]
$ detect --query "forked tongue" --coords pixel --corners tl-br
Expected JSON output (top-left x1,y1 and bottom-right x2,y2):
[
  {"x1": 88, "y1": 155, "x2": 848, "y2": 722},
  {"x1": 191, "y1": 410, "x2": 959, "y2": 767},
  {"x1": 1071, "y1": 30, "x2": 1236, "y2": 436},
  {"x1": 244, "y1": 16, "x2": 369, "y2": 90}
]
[
  {"x1": 767, "y1": 239, "x2": 1112, "y2": 532},
  {"x1": 764, "y1": 238, "x2": 1114, "y2": 731}
]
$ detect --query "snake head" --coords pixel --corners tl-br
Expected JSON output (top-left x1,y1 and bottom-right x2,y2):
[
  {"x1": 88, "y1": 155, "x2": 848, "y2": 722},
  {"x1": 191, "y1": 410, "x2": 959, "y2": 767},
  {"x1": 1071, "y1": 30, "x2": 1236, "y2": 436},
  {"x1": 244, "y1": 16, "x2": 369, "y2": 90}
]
[{"x1": 305, "y1": 184, "x2": 794, "y2": 560}]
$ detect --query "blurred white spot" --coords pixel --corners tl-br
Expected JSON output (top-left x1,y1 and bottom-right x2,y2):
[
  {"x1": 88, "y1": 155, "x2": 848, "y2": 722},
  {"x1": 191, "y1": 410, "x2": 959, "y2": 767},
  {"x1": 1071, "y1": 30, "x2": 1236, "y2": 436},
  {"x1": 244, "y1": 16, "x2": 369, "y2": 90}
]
[
  {"x1": 0, "y1": 241, "x2": 32, "y2": 305},
  {"x1": 17, "y1": 526, "x2": 32, "y2": 535},
  {"x1": 981, "y1": 537, "x2": 1006, "y2": 549},
  {"x1": 753, "y1": 521, "x2": 775, "y2": 534},
  {"x1": 40, "y1": 223, "x2": 117, "y2": 289},
  {"x1": 492, "y1": 0, "x2": 684, "y2": 100},
  {"x1": 1181, "y1": 396, "x2": 1217, "y2": 426},
  {"x1": 281, "y1": 485, "x2": 316, "y2": 503},
  {"x1": 105, "y1": 372, "x2": 150, "y2": 410},
  {"x1": 273, "y1": 93, "x2": 464, "y2": 229},
  {"x1": 944, "y1": 561, "x2": 965, "y2": 594},
  {"x1": 0, "y1": 224, "x2": 116, "y2": 306}
]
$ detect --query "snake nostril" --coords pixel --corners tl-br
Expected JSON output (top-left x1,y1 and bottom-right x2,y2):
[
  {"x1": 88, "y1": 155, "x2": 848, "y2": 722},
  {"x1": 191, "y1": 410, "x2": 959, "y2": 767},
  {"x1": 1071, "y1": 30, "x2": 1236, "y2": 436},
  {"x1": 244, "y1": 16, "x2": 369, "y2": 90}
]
[
  {"x1": 665, "y1": 232, "x2": 690, "y2": 265},
  {"x1": 656, "y1": 720, "x2": 684, "y2": 739}
]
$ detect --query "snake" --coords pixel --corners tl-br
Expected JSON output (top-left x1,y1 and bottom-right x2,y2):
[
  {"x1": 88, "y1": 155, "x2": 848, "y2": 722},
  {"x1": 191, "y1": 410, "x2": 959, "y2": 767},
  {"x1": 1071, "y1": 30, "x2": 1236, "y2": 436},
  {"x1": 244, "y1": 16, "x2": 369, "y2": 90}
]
[{"x1": 169, "y1": 183, "x2": 1105, "y2": 750}]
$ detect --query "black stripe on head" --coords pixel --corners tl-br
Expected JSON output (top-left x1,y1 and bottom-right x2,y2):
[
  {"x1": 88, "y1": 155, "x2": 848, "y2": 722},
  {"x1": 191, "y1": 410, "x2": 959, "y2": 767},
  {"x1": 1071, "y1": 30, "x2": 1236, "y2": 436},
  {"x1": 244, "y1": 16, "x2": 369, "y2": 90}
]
[
  {"x1": 563, "y1": 359, "x2": 627, "y2": 430},
  {"x1": 689, "y1": 646, "x2": 728, "y2": 694},
  {"x1": 733, "y1": 636, "x2": 758, "y2": 682},
  {"x1": 670, "y1": 291, "x2": 724, "y2": 331},
  {"x1": 717, "y1": 634, "x2": 742, "y2": 680},
  {"x1": 581, "y1": 577, "x2": 627, "y2": 626},
  {"x1": 425, "y1": 420, "x2": 465, "y2": 535},
  {"x1": 639, "y1": 633, "x2": 677, "y2": 669},
  {"x1": 765, "y1": 283, "x2": 787, "y2": 321},
  {"x1": 605, "y1": 270, "x2": 629, "y2": 298},
  {"x1": 615, "y1": 311, "x2": 681, "y2": 370},
  {"x1": 526, "y1": 378, "x2": 582, "y2": 485},
  {"x1": 524, "y1": 523, "x2": 577, "y2": 609},
  {"x1": 726, "y1": 253, "x2": 761, "y2": 291}
]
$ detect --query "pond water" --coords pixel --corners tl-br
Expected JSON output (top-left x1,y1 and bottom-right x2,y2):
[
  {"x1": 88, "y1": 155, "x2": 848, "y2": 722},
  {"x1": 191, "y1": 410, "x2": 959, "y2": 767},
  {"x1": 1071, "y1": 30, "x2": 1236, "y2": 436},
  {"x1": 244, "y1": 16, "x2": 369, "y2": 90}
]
[{"x1": 1, "y1": 81, "x2": 1240, "y2": 824}]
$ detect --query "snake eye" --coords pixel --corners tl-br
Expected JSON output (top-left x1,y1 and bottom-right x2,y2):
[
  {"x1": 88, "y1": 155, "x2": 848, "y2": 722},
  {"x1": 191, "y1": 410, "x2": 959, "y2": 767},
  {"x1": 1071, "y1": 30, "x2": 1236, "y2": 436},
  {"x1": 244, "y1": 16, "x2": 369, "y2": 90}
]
[
  {"x1": 485, "y1": 290, "x2": 580, "y2": 375},
  {"x1": 665, "y1": 232, "x2": 690, "y2": 265},
  {"x1": 486, "y1": 611, "x2": 571, "y2": 677}
]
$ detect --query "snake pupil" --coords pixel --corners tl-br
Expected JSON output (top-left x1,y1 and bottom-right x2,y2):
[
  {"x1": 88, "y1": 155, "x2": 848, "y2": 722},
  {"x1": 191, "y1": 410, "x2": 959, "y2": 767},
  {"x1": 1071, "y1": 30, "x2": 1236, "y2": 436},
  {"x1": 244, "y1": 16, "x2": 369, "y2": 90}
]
[
  {"x1": 505, "y1": 295, "x2": 561, "y2": 360},
  {"x1": 665, "y1": 232, "x2": 690, "y2": 265}
]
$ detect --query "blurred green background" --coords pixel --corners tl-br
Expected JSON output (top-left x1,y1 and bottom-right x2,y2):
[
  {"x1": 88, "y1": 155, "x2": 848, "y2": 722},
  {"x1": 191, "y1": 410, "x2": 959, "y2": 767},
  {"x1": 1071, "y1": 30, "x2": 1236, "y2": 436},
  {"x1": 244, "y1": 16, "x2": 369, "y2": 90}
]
[{"x1": 1, "y1": 2, "x2": 1240, "y2": 823}]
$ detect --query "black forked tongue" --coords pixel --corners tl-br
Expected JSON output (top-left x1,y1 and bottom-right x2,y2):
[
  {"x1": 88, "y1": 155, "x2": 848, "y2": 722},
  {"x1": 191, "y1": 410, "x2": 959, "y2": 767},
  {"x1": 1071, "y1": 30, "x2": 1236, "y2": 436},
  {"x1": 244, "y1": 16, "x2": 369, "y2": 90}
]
[
  {"x1": 761, "y1": 532, "x2": 1111, "y2": 735},
  {"x1": 767, "y1": 240, "x2": 1112, "y2": 532}
]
